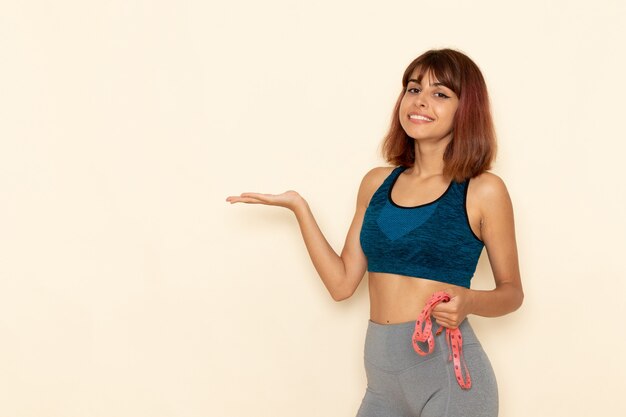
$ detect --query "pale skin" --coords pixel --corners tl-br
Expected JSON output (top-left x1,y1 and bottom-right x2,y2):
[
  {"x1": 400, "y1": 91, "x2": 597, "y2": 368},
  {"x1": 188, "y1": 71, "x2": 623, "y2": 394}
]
[{"x1": 226, "y1": 70, "x2": 523, "y2": 328}]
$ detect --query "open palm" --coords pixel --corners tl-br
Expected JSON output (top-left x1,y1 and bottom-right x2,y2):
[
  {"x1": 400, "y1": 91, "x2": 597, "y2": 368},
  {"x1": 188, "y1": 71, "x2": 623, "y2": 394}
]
[{"x1": 226, "y1": 190, "x2": 303, "y2": 211}]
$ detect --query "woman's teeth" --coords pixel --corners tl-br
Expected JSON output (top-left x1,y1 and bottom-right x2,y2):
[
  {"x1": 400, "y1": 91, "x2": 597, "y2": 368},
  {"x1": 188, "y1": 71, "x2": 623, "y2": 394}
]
[{"x1": 409, "y1": 115, "x2": 433, "y2": 121}]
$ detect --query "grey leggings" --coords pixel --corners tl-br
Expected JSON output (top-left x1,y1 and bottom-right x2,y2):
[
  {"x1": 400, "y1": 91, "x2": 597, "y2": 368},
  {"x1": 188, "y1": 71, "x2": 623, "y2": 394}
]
[{"x1": 356, "y1": 319, "x2": 498, "y2": 417}]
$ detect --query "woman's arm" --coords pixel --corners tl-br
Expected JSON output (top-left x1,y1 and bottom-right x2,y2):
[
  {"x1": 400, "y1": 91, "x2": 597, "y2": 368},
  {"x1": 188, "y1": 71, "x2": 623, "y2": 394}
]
[
  {"x1": 432, "y1": 172, "x2": 524, "y2": 327},
  {"x1": 292, "y1": 196, "x2": 365, "y2": 301},
  {"x1": 227, "y1": 167, "x2": 385, "y2": 301}
]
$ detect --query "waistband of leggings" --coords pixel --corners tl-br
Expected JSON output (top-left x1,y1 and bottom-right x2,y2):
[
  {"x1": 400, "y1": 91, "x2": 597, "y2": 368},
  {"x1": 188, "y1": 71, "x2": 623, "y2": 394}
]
[{"x1": 366, "y1": 317, "x2": 480, "y2": 346}]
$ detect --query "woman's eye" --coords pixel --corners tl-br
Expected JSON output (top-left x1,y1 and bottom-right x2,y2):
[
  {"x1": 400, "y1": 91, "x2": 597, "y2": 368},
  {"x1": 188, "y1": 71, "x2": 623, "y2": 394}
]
[
  {"x1": 407, "y1": 87, "x2": 421, "y2": 94},
  {"x1": 434, "y1": 92, "x2": 450, "y2": 99}
]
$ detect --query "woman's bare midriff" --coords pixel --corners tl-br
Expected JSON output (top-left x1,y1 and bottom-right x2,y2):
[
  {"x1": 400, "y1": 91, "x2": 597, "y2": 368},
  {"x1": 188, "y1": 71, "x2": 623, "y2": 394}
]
[{"x1": 368, "y1": 271, "x2": 463, "y2": 325}]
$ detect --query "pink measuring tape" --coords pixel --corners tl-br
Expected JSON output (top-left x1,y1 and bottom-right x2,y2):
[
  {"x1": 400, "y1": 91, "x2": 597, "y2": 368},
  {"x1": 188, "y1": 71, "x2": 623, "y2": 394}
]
[{"x1": 412, "y1": 291, "x2": 472, "y2": 390}]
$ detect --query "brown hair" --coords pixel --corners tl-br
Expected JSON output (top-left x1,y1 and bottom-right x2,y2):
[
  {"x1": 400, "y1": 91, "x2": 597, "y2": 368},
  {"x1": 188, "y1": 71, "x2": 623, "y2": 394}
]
[{"x1": 381, "y1": 49, "x2": 496, "y2": 181}]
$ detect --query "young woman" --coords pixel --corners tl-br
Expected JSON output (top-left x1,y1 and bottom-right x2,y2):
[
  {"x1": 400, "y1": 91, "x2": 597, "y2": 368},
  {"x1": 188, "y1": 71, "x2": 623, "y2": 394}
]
[{"x1": 226, "y1": 48, "x2": 523, "y2": 417}]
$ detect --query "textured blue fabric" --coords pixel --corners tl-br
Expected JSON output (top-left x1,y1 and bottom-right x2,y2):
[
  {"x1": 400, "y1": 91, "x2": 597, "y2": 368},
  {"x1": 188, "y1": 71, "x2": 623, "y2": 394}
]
[{"x1": 359, "y1": 166, "x2": 484, "y2": 288}]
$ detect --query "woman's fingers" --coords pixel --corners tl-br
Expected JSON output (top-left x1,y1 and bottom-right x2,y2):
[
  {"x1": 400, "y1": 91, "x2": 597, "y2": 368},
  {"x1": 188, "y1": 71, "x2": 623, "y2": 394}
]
[
  {"x1": 226, "y1": 196, "x2": 263, "y2": 204},
  {"x1": 432, "y1": 299, "x2": 463, "y2": 328},
  {"x1": 226, "y1": 192, "x2": 266, "y2": 200},
  {"x1": 432, "y1": 312, "x2": 459, "y2": 329},
  {"x1": 226, "y1": 193, "x2": 271, "y2": 204},
  {"x1": 226, "y1": 191, "x2": 302, "y2": 210}
]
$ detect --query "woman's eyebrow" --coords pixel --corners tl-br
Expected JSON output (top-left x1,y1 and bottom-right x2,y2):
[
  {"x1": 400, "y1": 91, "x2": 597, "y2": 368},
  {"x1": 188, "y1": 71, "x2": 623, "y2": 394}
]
[{"x1": 407, "y1": 78, "x2": 447, "y2": 88}]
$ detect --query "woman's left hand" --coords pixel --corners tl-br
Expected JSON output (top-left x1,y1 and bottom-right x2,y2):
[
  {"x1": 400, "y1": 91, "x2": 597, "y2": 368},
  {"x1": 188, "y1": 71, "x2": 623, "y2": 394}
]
[{"x1": 431, "y1": 287, "x2": 475, "y2": 329}]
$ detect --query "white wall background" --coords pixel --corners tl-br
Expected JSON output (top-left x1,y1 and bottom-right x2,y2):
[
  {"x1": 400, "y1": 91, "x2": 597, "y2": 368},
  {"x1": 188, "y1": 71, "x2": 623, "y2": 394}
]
[{"x1": 1, "y1": 1, "x2": 625, "y2": 416}]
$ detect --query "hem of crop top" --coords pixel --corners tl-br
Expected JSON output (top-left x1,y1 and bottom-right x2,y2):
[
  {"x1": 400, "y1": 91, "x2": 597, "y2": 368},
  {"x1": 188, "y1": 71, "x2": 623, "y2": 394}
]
[{"x1": 367, "y1": 267, "x2": 472, "y2": 289}]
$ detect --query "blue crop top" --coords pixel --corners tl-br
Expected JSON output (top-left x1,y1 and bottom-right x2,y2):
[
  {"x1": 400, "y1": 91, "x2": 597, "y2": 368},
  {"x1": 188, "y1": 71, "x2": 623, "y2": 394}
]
[{"x1": 359, "y1": 166, "x2": 484, "y2": 288}]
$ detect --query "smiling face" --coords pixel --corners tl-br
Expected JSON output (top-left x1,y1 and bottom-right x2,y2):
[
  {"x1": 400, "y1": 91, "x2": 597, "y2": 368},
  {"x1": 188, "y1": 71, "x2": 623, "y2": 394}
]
[{"x1": 399, "y1": 69, "x2": 459, "y2": 144}]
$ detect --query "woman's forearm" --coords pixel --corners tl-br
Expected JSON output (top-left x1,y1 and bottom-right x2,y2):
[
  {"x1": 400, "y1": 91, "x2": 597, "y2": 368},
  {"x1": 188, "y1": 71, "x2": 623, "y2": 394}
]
[
  {"x1": 469, "y1": 282, "x2": 524, "y2": 318},
  {"x1": 292, "y1": 199, "x2": 347, "y2": 301}
]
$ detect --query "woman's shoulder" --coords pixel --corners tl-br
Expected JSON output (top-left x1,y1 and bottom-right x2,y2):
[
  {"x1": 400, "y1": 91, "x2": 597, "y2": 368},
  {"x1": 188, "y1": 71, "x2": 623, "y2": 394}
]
[
  {"x1": 363, "y1": 165, "x2": 397, "y2": 182},
  {"x1": 469, "y1": 171, "x2": 508, "y2": 194},
  {"x1": 361, "y1": 165, "x2": 399, "y2": 191},
  {"x1": 468, "y1": 171, "x2": 512, "y2": 209},
  {"x1": 356, "y1": 165, "x2": 397, "y2": 208}
]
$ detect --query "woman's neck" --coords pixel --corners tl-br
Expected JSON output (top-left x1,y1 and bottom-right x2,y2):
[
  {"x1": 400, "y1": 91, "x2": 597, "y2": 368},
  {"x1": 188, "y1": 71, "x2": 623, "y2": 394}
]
[{"x1": 411, "y1": 138, "x2": 449, "y2": 178}]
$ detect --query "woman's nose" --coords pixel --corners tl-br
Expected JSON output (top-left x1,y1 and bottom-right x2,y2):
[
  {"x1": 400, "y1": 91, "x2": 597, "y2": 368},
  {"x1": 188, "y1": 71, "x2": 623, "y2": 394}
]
[{"x1": 413, "y1": 94, "x2": 428, "y2": 108}]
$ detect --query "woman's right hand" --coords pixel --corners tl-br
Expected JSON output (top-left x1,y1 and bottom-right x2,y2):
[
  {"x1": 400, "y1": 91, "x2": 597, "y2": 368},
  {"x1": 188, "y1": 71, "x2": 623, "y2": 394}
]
[{"x1": 225, "y1": 190, "x2": 306, "y2": 212}]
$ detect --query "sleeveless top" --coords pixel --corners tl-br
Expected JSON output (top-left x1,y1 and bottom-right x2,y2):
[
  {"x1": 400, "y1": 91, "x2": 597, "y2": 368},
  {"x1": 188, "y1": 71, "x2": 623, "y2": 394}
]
[{"x1": 359, "y1": 166, "x2": 484, "y2": 288}]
